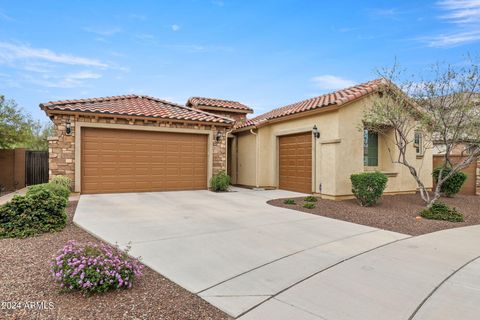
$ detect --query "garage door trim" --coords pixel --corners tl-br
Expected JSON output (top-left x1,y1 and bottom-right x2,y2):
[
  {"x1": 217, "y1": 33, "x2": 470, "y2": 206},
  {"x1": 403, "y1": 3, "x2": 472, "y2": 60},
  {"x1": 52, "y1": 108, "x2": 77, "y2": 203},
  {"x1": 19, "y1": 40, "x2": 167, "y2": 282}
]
[{"x1": 74, "y1": 122, "x2": 213, "y2": 193}]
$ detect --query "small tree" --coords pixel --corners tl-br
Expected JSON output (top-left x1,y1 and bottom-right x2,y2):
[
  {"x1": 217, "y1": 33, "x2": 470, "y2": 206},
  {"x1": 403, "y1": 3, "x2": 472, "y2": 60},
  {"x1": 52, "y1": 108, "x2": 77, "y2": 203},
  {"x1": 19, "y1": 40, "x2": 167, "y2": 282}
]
[
  {"x1": 363, "y1": 57, "x2": 480, "y2": 208},
  {"x1": 0, "y1": 95, "x2": 50, "y2": 150}
]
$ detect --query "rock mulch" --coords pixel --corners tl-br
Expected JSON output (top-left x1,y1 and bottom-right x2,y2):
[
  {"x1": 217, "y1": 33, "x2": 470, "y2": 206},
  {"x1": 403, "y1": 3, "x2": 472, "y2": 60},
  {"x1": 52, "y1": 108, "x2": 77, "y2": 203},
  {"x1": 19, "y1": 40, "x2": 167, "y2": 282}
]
[
  {"x1": 0, "y1": 201, "x2": 230, "y2": 320},
  {"x1": 269, "y1": 194, "x2": 480, "y2": 236}
]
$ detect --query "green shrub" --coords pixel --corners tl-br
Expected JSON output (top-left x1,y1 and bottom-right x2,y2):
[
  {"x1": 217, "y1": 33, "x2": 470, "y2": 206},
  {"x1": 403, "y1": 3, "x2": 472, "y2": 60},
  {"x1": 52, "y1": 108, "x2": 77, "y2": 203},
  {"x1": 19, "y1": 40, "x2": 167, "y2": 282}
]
[
  {"x1": 51, "y1": 175, "x2": 72, "y2": 191},
  {"x1": 420, "y1": 202, "x2": 464, "y2": 222},
  {"x1": 0, "y1": 189, "x2": 68, "y2": 238},
  {"x1": 432, "y1": 167, "x2": 467, "y2": 197},
  {"x1": 209, "y1": 171, "x2": 230, "y2": 192},
  {"x1": 283, "y1": 199, "x2": 296, "y2": 205},
  {"x1": 350, "y1": 172, "x2": 388, "y2": 207},
  {"x1": 27, "y1": 183, "x2": 70, "y2": 200},
  {"x1": 303, "y1": 202, "x2": 316, "y2": 209},
  {"x1": 303, "y1": 196, "x2": 317, "y2": 202}
]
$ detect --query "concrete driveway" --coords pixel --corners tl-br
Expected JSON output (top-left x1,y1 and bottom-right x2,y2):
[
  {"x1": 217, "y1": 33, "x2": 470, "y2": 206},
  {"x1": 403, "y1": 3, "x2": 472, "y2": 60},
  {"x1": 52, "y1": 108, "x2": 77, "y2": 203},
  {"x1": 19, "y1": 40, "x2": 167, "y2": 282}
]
[{"x1": 74, "y1": 187, "x2": 480, "y2": 319}]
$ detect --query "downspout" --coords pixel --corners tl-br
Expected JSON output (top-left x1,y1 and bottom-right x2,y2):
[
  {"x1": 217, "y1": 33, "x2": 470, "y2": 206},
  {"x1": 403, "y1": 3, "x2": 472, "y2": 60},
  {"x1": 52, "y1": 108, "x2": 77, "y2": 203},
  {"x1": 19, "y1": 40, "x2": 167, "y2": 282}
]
[{"x1": 249, "y1": 128, "x2": 260, "y2": 188}]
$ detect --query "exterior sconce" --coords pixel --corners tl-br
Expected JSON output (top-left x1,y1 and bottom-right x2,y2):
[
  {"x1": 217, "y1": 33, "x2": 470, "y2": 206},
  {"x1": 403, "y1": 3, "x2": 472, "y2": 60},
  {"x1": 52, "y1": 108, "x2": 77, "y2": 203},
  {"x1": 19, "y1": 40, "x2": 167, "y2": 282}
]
[
  {"x1": 215, "y1": 131, "x2": 222, "y2": 142},
  {"x1": 312, "y1": 125, "x2": 320, "y2": 139},
  {"x1": 66, "y1": 120, "x2": 72, "y2": 135}
]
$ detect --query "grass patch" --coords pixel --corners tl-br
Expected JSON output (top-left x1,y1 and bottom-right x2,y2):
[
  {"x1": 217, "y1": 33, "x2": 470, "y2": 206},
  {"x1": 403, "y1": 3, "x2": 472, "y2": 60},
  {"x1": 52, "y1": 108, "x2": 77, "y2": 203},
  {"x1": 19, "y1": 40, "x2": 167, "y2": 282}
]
[
  {"x1": 283, "y1": 199, "x2": 296, "y2": 205},
  {"x1": 420, "y1": 202, "x2": 464, "y2": 222}
]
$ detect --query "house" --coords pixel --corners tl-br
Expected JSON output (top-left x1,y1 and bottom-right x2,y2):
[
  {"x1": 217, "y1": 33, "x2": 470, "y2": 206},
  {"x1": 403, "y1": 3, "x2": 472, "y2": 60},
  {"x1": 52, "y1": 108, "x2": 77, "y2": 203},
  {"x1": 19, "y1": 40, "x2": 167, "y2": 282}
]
[
  {"x1": 40, "y1": 95, "x2": 234, "y2": 194},
  {"x1": 230, "y1": 79, "x2": 433, "y2": 199},
  {"x1": 41, "y1": 79, "x2": 432, "y2": 199}
]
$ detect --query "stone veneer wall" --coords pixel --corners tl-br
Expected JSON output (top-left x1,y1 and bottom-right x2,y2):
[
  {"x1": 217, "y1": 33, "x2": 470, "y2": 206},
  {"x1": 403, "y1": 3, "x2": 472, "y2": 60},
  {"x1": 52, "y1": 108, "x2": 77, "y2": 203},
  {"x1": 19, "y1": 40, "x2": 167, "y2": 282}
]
[{"x1": 48, "y1": 114, "x2": 228, "y2": 189}]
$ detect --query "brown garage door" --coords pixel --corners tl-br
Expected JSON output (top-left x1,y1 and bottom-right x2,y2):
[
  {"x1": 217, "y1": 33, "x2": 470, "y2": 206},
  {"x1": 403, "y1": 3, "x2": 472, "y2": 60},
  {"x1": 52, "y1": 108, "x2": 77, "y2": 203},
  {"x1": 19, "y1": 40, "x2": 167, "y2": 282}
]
[
  {"x1": 81, "y1": 128, "x2": 208, "y2": 194},
  {"x1": 433, "y1": 155, "x2": 477, "y2": 195},
  {"x1": 279, "y1": 132, "x2": 312, "y2": 193}
]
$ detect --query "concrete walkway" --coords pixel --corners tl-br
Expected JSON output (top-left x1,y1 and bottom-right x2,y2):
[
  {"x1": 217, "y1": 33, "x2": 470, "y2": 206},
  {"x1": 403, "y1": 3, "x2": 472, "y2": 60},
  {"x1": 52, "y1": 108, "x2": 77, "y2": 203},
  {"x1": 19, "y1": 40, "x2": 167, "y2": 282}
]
[
  {"x1": 74, "y1": 187, "x2": 407, "y2": 318},
  {"x1": 240, "y1": 225, "x2": 480, "y2": 320}
]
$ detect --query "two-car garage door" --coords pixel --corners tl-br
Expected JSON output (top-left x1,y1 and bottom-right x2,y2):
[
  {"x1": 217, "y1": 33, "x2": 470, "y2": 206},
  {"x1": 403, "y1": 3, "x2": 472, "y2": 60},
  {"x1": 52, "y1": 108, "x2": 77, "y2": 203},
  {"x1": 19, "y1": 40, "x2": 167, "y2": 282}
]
[{"x1": 81, "y1": 128, "x2": 208, "y2": 194}]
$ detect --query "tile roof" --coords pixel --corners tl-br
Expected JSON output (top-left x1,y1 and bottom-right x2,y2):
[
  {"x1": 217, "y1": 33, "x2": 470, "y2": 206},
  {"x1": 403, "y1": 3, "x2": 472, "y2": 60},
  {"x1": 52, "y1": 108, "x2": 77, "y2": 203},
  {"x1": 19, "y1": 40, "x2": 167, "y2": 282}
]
[
  {"x1": 40, "y1": 95, "x2": 234, "y2": 124},
  {"x1": 187, "y1": 97, "x2": 253, "y2": 113},
  {"x1": 235, "y1": 79, "x2": 383, "y2": 129}
]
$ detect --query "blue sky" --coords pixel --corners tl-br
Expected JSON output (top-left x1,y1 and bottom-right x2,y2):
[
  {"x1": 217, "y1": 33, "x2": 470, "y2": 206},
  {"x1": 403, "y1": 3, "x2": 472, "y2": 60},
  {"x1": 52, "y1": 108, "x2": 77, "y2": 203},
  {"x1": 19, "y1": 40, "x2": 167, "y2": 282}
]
[{"x1": 1, "y1": 0, "x2": 479, "y2": 123}]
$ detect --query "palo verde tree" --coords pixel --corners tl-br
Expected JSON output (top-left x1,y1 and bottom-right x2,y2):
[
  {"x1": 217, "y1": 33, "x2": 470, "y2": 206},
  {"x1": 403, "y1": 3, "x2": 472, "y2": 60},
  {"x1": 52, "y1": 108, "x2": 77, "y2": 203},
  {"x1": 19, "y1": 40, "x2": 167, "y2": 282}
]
[{"x1": 363, "y1": 57, "x2": 480, "y2": 208}]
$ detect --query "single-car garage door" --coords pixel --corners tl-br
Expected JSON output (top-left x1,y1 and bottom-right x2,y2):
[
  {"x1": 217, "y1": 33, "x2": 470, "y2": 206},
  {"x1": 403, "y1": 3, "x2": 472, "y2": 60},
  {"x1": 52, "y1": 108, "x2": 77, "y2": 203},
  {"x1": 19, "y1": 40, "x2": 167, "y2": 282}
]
[
  {"x1": 279, "y1": 132, "x2": 312, "y2": 193},
  {"x1": 81, "y1": 128, "x2": 208, "y2": 194}
]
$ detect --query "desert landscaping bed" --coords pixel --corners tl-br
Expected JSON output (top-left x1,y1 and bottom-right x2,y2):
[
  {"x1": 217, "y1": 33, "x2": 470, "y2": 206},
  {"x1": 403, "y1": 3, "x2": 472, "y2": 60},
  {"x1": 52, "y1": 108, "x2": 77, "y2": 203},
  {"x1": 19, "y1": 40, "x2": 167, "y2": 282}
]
[
  {"x1": 269, "y1": 194, "x2": 480, "y2": 236},
  {"x1": 0, "y1": 201, "x2": 229, "y2": 320}
]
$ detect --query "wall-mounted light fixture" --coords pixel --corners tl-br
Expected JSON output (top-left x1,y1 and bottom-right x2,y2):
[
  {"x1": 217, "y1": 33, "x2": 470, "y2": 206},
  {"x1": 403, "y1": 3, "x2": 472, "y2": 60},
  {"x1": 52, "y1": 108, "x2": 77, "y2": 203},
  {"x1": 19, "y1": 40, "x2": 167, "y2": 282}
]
[
  {"x1": 66, "y1": 120, "x2": 72, "y2": 135},
  {"x1": 215, "y1": 131, "x2": 222, "y2": 142},
  {"x1": 312, "y1": 125, "x2": 320, "y2": 139}
]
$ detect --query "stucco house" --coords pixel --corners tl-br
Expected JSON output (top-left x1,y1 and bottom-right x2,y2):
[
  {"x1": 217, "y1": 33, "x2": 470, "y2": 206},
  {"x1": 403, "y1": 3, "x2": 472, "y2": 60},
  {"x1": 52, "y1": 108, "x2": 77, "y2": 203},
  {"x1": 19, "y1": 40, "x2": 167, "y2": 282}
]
[
  {"x1": 41, "y1": 79, "x2": 432, "y2": 199},
  {"x1": 230, "y1": 79, "x2": 432, "y2": 199}
]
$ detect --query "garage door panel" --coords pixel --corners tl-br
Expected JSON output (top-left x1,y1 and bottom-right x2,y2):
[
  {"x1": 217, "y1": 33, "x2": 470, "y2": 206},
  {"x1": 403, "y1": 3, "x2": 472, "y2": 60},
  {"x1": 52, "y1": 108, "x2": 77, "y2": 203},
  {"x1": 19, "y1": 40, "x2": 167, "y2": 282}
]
[
  {"x1": 81, "y1": 128, "x2": 208, "y2": 194},
  {"x1": 279, "y1": 132, "x2": 312, "y2": 194}
]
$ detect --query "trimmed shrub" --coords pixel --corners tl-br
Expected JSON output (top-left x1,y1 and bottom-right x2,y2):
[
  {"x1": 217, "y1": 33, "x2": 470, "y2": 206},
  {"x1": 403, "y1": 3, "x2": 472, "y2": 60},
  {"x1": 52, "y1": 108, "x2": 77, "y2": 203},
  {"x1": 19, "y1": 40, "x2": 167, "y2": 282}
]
[
  {"x1": 303, "y1": 202, "x2": 316, "y2": 209},
  {"x1": 27, "y1": 183, "x2": 70, "y2": 200},
  {"x1": 304, "y1": 196, "x2": 317, "y2": 202},
  {"x1": 51, "y1": 175, "x2": 72, "y2": 191},
  {"x1": 350, "y1": 172, "x2": 388, "y2": 207},
  {"x1": 209, "y1": 171, "x2": 230, "y2": 192},
  {"x1": 0, "y1": 189, "x2": 67, "y2": 238},
  {"x1": 283, "y1": 199, "x2": 296, "y2": 205},
  {"x1": 432, "y1": 167, "x2": 467, "y2": 197},
  {"x1": 420, "y1": 202, "x2": 464, "y2": 222},
  {"x1": 51, "y1": 240, "x2": 144, "y2": 294}
]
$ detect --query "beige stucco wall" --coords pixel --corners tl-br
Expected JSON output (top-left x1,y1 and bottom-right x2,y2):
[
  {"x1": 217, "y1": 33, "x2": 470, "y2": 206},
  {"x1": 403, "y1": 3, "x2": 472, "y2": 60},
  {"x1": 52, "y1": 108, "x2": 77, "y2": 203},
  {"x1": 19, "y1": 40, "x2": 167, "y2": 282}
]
[
  {"x1": 236, "y1": 131, "x2": 257, "y2": 186},
  {"x1": 337, "y1": 96, "x2": 433, "y2": 196},
  {"x1": 234, "y1": 95, "x2": 433, "y2": 198}
]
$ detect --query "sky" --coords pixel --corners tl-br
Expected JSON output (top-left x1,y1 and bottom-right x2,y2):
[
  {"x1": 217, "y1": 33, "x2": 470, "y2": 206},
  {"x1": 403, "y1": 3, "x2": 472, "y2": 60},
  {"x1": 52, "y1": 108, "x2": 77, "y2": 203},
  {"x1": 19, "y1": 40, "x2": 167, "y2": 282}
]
[{"x1": 1, "y1": 0, "x2": 479, "y2": 123}]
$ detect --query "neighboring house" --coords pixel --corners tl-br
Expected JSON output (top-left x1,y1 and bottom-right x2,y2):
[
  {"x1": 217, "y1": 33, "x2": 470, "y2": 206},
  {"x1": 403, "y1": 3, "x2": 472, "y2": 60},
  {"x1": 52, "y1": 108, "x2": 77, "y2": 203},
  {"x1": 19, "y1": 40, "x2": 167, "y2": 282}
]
[
  {"x1": 40, "y1": 95, "x2": 234, "y2": 194},
  {"x1": 231, "y1": 79, "x2": 433, "y2": 199},
  {"x1": 41, "y1": 80, "x2": 432, "y2": 199},
  {"x1": 432, "y1": 138, "x2": 480, "y2": 196}
]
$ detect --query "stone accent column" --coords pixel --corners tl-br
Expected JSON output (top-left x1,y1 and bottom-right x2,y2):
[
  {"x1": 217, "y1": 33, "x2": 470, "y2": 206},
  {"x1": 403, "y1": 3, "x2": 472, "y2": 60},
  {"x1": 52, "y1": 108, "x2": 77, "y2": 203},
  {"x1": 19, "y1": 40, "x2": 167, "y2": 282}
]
[
  {"x1": 48, "y1": 115, "x2": 76, "y2": 185},
  {"x1": 212, "y1": 126, "x2": 228, "y2": 175}
]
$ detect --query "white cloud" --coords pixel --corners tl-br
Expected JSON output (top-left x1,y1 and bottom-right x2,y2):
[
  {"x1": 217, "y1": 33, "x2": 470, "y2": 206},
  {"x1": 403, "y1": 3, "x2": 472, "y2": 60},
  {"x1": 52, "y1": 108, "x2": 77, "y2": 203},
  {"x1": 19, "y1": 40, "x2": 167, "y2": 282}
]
[
  {"x1": 26, "y1": 71, "x2": 101, "y2": 88},
  {"x1": 0, "y1": 42, "x2": 108, "y2": 67},
  {"x1": 423, "y1": 30, "x2": 480, "y2": 47},
  {"x1": 83, "y1": 26, "x2": 122, "y2": 36},
  {"x1": 438, "y1": 0, "x2": 480, "y2": 24},
  {"x1": 66, "y1": 71, "x2": 102, "y2": 79},
  {"x1": 171, "y1": 24, "x2": 180, "y2": 31},
  {"x1": 422, "y1": 0, "x2": 480, "y2": 47},
  {"x1": 311, "y1": 75, "x2": 356, "y2": 90}
]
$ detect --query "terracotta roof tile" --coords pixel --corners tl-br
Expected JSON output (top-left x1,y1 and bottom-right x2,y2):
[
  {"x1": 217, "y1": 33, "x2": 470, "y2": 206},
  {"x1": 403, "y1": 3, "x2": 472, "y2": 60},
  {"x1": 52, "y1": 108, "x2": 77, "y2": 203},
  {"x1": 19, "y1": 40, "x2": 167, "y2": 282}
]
[
  {"x1": 40, "y1": 95, "x2": 233, "y2": 124},
  {"x1": 235, "y1": 79, "x2": 383, "y2": 129},
  {"x1": 187, "y1": 97, "x2": 253, "y2": 113}
]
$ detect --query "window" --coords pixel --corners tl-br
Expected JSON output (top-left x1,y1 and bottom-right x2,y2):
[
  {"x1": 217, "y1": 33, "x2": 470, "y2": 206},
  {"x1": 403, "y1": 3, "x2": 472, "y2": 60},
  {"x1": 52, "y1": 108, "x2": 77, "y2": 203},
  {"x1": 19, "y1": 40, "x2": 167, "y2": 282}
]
[
  {"x1": 364, "y1": 129, "x2": 378, "y2": 166},
  {"x1": 414, "y1": 131, "x2": 423, "y2": 156}
]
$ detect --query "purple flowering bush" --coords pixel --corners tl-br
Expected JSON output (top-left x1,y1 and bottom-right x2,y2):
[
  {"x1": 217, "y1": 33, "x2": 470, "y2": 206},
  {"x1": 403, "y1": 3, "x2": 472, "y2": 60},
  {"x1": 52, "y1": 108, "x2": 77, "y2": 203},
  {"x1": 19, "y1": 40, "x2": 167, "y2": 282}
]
[{"x1": 51, "y1": 240, "x2": 144, "y2": 293}]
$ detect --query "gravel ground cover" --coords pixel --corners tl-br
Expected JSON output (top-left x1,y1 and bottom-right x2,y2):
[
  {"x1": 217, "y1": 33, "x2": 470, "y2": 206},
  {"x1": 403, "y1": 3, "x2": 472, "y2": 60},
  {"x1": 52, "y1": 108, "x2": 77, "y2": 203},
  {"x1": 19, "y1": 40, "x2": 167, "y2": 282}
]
[
  {"x1": 269, "y1": 194, "x2": 480, "y2": 236},
  {"x1": 0, "y1": 201, "x2": 230, "y2": 320}
]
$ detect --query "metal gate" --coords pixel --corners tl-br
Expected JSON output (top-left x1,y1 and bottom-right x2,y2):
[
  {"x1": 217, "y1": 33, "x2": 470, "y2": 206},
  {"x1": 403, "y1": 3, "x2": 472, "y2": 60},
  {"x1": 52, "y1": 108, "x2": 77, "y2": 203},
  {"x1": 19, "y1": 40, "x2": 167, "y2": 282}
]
[{"x1": 25, "y1": 151, "x2": 49, "y2": 186}]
